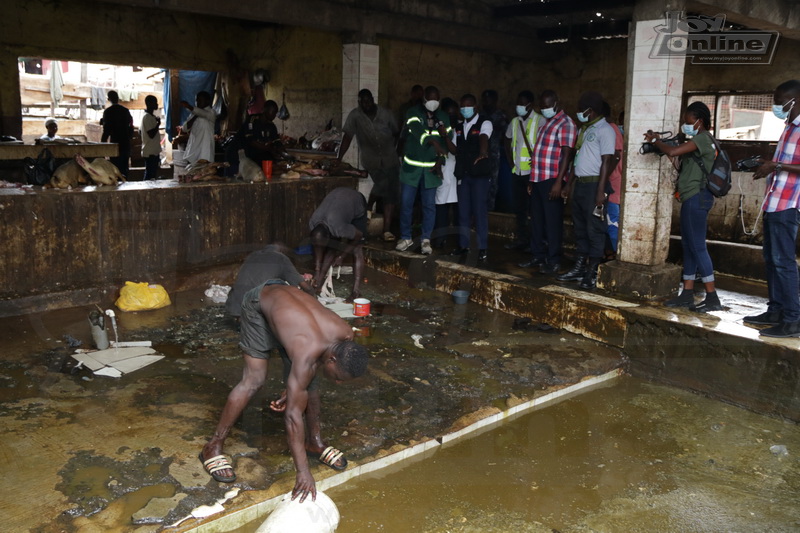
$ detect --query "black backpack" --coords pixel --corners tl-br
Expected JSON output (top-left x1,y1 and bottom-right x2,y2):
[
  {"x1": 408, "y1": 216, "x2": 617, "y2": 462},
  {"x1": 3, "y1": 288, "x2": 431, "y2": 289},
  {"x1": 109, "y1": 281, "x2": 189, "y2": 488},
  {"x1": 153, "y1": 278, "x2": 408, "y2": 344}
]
[
  {"x1": 691, "y1": 133, "x2": 732, "y2": 197},
  {"x1": 24, "y1": 148, "x2": 55, "y2": 186}
]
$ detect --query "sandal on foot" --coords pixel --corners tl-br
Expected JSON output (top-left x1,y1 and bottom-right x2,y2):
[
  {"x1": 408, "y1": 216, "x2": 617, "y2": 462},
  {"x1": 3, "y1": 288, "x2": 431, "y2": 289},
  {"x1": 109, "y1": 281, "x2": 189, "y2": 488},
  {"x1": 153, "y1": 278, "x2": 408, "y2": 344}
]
[
  {"x1": 310, "y1": 446, "x2": 348, "y2": 471},
  {"x1": 199, "y1": 452, "x2": 236, "y2": 483}
]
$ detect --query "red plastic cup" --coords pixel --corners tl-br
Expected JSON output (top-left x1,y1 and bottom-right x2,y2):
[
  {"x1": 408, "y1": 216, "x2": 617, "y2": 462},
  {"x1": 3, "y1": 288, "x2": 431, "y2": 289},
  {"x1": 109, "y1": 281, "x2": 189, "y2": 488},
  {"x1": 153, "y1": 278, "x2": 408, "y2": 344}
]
[{"x1": 262, "y1": 160, "x2": 273, "y2": 180}]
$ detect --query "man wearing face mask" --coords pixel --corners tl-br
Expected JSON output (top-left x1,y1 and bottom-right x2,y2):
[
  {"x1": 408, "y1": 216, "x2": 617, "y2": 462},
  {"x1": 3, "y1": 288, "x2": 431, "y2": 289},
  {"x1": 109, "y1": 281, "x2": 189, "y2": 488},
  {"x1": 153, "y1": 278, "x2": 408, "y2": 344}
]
[
  {"x1": 505, "y1": 90, "x2": 545, "y2": 254},
  {"x1": 523, "y1": 90, "x2": 577, "y2": 275},
  {"x1": 451, "y1": 93, "x2": 493, "y2": 262},
  {"x1": 557, "y1": 91, "x2": 616, "y2": 289},
  {"x1": 396, "y1": 85, "x2": 451, "y2": 255},
  {"x1": 746, "y1": 80, "x2": 800, "y2": 337}
]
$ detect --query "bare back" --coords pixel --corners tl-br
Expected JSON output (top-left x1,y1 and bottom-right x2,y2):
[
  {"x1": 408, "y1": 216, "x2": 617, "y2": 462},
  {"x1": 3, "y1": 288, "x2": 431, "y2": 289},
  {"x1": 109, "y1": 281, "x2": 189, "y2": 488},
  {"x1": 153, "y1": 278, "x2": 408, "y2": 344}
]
[{"x1": 259, "y1": 285, "x2": 352, "y2": 366}]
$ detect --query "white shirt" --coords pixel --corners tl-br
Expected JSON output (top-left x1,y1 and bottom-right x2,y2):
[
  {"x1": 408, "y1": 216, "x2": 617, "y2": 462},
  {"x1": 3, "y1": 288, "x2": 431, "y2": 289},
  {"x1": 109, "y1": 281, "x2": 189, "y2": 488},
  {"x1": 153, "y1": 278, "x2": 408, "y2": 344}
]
[
  {"x1": 436, "y1": 130, "x2": 458, "y2": 205},
  {"x1": 141, "y1": 112, "x2": 161, "y2": 157},
  {"x1": 183, "y1": 106, "x2": 216, "y2": 164}
]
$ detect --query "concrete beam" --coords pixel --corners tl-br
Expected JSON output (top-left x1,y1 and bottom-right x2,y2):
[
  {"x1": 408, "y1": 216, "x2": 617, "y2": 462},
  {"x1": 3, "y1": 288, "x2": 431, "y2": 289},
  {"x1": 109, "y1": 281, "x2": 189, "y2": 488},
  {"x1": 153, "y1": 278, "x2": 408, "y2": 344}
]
[
  {"x1": 688, "y1": 0, "x2": 800, "y2": 40},
  {"x1": 94, "y1": 0, "x2": 543, "y2": 59}
]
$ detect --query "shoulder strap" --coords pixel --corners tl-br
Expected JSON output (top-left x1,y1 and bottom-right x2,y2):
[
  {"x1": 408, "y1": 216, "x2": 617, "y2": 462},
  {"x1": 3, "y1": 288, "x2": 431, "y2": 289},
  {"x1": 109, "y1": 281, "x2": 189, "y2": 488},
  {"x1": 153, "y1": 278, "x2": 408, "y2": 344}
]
[
  {"x1": 689, "y1": 132, "x2": 717, "y2": 177},
  {"x1": 518, "y1": 117, "x2": 534, "y2": 155}
]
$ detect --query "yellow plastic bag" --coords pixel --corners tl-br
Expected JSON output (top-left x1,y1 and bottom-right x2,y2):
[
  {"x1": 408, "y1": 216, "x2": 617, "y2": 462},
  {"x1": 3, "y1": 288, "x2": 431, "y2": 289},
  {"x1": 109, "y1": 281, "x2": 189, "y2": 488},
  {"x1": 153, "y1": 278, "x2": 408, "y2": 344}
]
[{"x1": 115, "y1": 281, "x2": 172, "y2": 312}]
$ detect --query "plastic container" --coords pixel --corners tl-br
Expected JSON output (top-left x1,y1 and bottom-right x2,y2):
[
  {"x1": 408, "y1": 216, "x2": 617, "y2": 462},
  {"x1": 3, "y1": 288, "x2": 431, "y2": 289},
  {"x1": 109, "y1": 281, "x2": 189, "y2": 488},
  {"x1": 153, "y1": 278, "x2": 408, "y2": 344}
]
[
  {"x1": 262, "y1": 160, "x2": 273, "y2": 180},
  {"x1": 451, "y1": 290, "x2": 470, "y2": 304},
  {"x1": 353, "y1": 298, "x2": 371, "y2": 316},
  {"x1": 88, "y1": 310, "x2": 109, "y2": 349}
]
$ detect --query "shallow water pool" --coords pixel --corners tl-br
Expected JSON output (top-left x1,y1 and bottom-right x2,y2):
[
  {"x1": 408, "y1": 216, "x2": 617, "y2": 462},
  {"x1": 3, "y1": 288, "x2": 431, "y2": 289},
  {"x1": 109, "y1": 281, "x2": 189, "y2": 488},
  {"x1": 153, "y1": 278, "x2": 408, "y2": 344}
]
[{"x1": 237, "y1": 377, "x2": 800, "y2": 532}]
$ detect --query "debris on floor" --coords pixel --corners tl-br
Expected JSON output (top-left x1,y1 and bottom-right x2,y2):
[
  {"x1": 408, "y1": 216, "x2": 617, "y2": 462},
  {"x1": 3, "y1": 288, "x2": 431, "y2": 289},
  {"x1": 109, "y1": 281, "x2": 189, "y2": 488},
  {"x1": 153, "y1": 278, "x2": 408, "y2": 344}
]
[
  {"x1": 204, "y1": 284, "x2": 231, "y2": 304},
  {"x1": 71, "y1": 346, "x2": 164, "y2": 377}
]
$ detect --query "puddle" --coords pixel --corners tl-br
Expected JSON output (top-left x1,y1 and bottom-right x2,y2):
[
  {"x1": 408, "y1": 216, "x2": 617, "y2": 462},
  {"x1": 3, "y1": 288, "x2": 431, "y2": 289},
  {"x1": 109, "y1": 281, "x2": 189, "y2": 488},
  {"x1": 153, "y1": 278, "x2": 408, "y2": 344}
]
[
  {"x1": 231, "y1": 377, "x2": 800, "y2": 532},
  {"x1": 0, "y1": 269, "x2": 617, "y2": 532}
]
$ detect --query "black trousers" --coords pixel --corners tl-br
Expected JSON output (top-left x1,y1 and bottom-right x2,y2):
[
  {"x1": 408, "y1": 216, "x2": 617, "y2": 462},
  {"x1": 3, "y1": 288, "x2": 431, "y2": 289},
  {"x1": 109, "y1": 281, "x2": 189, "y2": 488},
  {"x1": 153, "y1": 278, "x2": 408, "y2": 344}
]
[
  {"x1": 433, "y1": 202, "x2": 459, "y2": 248},
  {"x1": 529, "y1": 178, "x2": 564, "y2": 264},
  {"x1": 511, "y1": 173, "x2": 530, "y2": 243},
  {"x1": 571, "y1": 179, "x2": 607, "y2": 259}
]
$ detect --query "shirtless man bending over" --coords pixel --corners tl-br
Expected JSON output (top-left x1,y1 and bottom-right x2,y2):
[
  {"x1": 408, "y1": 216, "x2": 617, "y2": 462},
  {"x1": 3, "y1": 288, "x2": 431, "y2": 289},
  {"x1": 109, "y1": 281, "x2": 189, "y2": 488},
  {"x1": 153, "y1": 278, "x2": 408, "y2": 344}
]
[{"x1": 200, "y1": 281, "x2": 369, "y2": 502}]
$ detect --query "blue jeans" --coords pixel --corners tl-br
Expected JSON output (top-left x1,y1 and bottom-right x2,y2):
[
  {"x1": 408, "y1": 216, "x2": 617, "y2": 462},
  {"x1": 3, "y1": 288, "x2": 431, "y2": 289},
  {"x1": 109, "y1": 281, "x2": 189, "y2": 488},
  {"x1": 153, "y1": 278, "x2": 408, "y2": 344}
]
[
  {"x1": 763, "y1": 208, "x2": 800, "y2": 321},
  {"x1": 606, "y1": 202, "x2": 620, "y2": 252},
  {"x1": 457, "y1": 175, "x2": 491, "y2": 249},
  {"x1": 679, "y1": 188, "x2": 714, "y2": 282},
  {"x1": 400, "y1": 174, "x2": 436, "y2": 241}
]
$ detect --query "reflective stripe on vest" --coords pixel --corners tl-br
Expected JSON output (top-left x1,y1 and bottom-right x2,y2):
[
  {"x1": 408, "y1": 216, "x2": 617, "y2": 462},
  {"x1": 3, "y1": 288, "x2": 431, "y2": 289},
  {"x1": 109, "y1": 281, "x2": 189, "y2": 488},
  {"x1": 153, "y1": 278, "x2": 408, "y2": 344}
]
[
  {"x1": 403, "y1": 155, "x2": 436, "y2": 168},
  {"x1": 511, "y1": 115, "x2": 540, "y2": 173}
]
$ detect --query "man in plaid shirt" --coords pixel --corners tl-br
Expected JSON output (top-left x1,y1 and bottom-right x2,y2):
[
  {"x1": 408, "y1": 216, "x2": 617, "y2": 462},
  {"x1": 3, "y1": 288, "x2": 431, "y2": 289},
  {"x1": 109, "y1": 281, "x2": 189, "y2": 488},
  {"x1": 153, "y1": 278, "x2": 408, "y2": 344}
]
[
  {"x1": 749, "y1": 79, "x2": 800, "y2": 337},
  {"x1": 519, "y1": 90, "x2": 577, "y2": 275}
]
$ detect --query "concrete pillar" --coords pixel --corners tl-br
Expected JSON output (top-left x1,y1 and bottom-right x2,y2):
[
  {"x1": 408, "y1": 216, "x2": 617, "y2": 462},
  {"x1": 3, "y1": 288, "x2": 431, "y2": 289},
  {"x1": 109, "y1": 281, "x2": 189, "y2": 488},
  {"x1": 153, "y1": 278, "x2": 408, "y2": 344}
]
[
  {"x1": 341, "y1": 43, "x2": 379, "y2": 168},
  {"x1": 598, "y1": 2, "x2": 685, "y2": 298},
  {"x1": 0, "y1": 52, "x2": 22, "y2": 138}
]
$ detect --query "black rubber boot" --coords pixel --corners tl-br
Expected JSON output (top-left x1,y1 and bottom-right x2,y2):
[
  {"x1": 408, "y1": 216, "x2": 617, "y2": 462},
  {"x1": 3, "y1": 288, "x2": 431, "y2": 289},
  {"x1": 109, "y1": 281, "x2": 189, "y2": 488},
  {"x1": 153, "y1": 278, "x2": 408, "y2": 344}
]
[
  {"x1": 664, "y1": 289, "x2": 695, "y2": 308},
  {"x1": 690, "y1": 291, "x2": 723, "y2": 313},
  {"x1": 556, "y1": 256, "x2": 587, "y2": 282},
  {"x1": 579, "y1": 258, "x2": 601, "y2": 289}
]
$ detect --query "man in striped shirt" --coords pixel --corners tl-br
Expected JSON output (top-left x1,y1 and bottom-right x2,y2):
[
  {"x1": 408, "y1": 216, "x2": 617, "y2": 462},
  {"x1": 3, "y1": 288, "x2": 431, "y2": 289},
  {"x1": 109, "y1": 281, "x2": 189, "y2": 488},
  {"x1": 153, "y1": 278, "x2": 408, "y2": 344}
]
[
  {"x1": 748, "y1": 79, "x2": 800, "y2": 337},
  {"x1": 521, "y1": 90, "x2": 576, "y2": 275}
]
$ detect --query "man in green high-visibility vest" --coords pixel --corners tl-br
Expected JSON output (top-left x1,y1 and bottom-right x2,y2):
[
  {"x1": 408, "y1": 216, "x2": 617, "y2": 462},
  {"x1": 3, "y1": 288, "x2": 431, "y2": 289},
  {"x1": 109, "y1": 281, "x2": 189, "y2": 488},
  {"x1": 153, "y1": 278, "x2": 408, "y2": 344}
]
[{"x1": 395, "y1": 85, "x2": 451, "y2": 256}]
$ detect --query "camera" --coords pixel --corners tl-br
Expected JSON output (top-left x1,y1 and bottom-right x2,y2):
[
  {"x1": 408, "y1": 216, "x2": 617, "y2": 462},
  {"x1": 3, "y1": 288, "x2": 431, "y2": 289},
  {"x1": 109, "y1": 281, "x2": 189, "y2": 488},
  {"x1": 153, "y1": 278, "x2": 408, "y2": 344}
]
[
  {"x1": 640, "y1": 131, "x2": 684, "y2": 155},
  {"x1": 736, "y1": 156, "x2": 763, "y2": 172}
]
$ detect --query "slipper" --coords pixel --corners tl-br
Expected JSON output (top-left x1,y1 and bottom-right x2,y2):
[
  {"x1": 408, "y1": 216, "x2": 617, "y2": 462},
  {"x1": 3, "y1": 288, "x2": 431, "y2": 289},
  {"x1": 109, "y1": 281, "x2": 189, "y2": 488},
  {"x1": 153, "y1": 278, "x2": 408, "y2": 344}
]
[
  {"x1": 199, "y1": 452, "x2": 237, "y2": 483},
  {"x1": 310, "y1": 446, "x2": 348, "y2": 471}
]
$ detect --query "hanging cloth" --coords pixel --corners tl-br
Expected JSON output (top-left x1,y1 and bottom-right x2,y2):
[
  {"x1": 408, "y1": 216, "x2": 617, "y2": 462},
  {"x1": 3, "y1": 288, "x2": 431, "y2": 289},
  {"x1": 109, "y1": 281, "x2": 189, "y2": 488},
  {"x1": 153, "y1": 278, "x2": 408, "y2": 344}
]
[{"x1": 49, "y1": 61, "x2": 64, "y2": 106}]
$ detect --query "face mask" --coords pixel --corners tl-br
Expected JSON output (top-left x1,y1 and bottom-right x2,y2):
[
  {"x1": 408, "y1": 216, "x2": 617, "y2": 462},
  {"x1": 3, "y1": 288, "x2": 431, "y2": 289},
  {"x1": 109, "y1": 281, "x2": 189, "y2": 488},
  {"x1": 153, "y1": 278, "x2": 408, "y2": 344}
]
[
  {"x1": 461, "y1": 106, "x2": 475, "y2": 120},
  {"x1": 681, "y1": 119, "x2": 700, "y2": 137},
  {"x1": 424, "y1": 100, "x2": 440, "y2": 112},
  {"x1": 773, "y1": 98, "x2": 795, "y2": 120},
  {"x1": 576, "y1": 108, "x2": 591, "y2": 123},
  {"x1": 541, "y1": 106, "x2": 557, "y2": 119},
  {"x1": 516, "y1": 105, "x2": 529, "y2": 117}
]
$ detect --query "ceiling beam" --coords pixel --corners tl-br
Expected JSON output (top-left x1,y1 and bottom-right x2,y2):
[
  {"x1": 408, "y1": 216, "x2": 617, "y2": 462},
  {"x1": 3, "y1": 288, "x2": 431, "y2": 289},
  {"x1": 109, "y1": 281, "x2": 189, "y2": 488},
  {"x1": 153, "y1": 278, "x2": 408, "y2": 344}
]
[
  {"x1": 494, "y1": 0, "x2": 631, "y2": 18},
  {"x1": 537, "y1": 19, "x2": 631, "y2": 41},
  {"x1": 93, "y1": 0, "x2": 544, "y2": 59}
]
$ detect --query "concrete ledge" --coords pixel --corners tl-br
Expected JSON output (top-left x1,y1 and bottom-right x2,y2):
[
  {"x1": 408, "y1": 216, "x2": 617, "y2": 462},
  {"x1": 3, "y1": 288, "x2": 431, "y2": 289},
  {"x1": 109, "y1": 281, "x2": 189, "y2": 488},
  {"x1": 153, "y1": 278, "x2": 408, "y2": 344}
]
[
  {"x1": 669, "y1": 236, "x2": 768, "y2": 281},
  {"x1": 364, "y1": 248, "x2": 635, "y2": 348},
  {"x1": 364, "y1": 244, "x2": 800, "y2": 422},
  {"x1": 623, "y1": 306, "x2": 800, "y2": 422}
]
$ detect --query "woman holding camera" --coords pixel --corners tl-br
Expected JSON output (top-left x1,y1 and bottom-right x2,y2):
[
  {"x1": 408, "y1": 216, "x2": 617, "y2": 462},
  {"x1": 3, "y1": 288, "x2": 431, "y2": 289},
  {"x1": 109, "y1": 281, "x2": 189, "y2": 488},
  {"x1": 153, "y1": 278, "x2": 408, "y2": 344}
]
[{"x1": 643, "y1": 101, "x2": 722, "y2": 312}]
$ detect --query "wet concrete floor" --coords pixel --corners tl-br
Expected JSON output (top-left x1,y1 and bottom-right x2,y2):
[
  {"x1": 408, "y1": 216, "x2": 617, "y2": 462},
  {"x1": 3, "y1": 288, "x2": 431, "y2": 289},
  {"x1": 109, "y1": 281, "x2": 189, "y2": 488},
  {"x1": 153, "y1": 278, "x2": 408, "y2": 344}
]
[
  {"x1": 321, "y1": 376, "x2": 800, "y2": 533},
  {"x1": 0, "y1": 266, "x2": 622, "y2": 532}
]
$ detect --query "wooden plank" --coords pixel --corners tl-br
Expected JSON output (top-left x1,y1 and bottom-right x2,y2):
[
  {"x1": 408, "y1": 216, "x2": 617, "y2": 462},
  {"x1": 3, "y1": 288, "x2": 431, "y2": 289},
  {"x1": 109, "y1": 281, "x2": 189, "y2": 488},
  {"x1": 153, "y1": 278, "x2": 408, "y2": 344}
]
[{"x1": 0, "y1": 143, "x2": 118, "y2": 160}]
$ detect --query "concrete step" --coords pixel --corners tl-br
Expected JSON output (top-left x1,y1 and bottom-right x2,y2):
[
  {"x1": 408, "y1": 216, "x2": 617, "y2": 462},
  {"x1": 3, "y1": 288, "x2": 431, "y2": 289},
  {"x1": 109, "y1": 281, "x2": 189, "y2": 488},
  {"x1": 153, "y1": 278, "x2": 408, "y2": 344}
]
[{"x1": 363, "y1": 241, "x2": 800, "y2": 422}]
